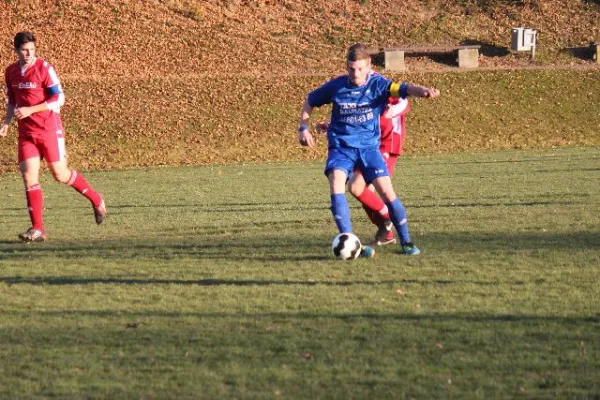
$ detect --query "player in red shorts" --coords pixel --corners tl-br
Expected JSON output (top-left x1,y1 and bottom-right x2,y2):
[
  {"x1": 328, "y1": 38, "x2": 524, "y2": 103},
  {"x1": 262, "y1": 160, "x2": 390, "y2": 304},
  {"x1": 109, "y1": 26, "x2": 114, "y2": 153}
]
[
  {"x1": 348, "y1": 96, "x2": 410, "y2": 245},
  {"x1": 0, "y1": 32, "x2": 106, "y2": 242},
  {"x1": 317, "y1": 96, "x2": 410, "y2": 246}
]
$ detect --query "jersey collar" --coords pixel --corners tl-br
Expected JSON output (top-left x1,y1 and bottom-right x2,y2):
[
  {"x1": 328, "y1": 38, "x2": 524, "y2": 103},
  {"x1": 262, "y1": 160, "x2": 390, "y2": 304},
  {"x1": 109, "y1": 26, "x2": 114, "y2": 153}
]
[{"x1": 20, "y1": 57, "x2": 37, "y2": 76}]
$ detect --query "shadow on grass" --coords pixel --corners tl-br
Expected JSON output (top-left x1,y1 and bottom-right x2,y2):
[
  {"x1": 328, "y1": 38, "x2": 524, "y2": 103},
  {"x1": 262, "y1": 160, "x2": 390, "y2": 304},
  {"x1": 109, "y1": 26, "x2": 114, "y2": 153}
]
[
  {"x1": 0, "y1": 201, "x2": 332, "y2": 215},
  {"x1": 0, "y1": 196, "x2": 589, "y2": 228},
  {"x1": 460, "y1": 39, "x2": 510, "y2": 57},
  {"x1": 0, "y1": 276, "x2": 533, "y2": 287},
  {"x1": 0, "y1": 231, "x2": 597, "y2": 264},
  {"x1": 582, "y1": 0, "x2": 600, "y2": 6},
  {"x1": 560, "y1": 44, "x2": 597, "y2": 61},
  {"x1": 0, "y1": 309, "x2": 598, "y2": 323}
]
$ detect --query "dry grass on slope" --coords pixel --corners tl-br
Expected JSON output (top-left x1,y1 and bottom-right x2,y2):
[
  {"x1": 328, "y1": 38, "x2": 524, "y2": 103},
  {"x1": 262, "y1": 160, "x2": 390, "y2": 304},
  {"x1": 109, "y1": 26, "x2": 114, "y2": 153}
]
[{"x1": 0, "y1": 0, "x2": 598, "y2": 78}]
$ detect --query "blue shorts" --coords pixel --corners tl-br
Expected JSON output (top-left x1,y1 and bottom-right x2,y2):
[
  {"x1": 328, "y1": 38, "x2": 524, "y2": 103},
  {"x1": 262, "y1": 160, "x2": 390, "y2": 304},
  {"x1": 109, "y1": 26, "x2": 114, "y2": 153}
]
[{"x1": 324, "y1": 147, "x2": 389, "y2": 184}]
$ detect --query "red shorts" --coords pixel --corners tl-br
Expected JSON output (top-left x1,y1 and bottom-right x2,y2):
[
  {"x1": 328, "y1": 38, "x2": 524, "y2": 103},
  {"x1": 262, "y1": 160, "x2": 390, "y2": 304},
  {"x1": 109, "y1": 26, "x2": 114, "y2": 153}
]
[{"x1": 18, "y1": 132, "x2": 66, "y2": 164}]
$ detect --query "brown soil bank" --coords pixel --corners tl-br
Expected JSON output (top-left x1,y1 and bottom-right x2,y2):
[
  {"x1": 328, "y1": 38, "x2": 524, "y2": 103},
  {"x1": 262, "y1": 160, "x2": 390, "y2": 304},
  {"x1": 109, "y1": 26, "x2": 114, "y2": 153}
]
[{"x1": 1, "y1": 0, "x2": 599, "y2": 76}]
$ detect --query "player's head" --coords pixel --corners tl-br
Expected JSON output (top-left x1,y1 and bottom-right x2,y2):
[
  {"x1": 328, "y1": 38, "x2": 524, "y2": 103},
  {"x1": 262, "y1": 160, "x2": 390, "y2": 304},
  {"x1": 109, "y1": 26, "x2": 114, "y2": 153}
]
[
  {"x1": 346, "y1": 43, "x2": 372, "y2": 86},
  {"x1": 14, "y1": 31, "x2": 36, "y2": 65}
]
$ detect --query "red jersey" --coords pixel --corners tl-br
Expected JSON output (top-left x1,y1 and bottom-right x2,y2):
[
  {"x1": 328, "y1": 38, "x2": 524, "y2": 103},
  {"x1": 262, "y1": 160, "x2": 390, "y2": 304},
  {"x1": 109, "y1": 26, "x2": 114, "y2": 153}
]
[
  {"x1": 379, "y1": 97, "x2": 410, "y2": 156},
  {"x1": 5, "y1": 58, "x2": 65, "y2": 138}
]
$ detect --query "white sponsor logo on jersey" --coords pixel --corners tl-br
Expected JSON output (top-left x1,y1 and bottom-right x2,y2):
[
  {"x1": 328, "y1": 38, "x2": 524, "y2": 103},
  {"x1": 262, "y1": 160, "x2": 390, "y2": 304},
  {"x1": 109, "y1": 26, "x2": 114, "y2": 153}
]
[{"x1": 18, "y1": 82, "x2": 37, "y2": 89}]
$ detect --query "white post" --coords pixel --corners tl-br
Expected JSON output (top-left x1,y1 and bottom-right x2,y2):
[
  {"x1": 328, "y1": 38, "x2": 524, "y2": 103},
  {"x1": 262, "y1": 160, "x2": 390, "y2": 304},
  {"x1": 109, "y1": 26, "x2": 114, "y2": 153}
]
[{"x1": 530, "y1": 31, "x2": 537, "y2": 60}]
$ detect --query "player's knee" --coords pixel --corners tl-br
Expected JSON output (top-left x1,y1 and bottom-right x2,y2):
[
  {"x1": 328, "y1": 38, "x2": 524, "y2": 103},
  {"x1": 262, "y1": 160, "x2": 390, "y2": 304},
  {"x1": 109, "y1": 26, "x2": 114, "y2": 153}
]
[
  {"x1": 380, "y1": 190, "x2": 396, "y2": 203},
  {"x1": 21, "y1": 173, "x2": 37, "y2": 187},
  {"x1": 376, "y1": 186, "x2": 396, "y2": 203},
  {"x1": 51, "y1": 168, "x2": 71, "y2": 184},
  {"x1": 329, "y1": 177, "x2": 347, "y2": 194},
  {"x1": 20, "y1": 169, "x2": 37, "y2": 186},
  {"x1": 348, "y1": 181, "x2": 362, "y2": 197}
]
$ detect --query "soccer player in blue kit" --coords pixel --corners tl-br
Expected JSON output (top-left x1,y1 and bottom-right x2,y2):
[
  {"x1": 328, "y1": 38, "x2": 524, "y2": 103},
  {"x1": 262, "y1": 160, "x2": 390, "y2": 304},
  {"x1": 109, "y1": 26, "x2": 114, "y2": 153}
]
[{"x1": 298, "y1": 43, "x2": 440, "y2": 256}]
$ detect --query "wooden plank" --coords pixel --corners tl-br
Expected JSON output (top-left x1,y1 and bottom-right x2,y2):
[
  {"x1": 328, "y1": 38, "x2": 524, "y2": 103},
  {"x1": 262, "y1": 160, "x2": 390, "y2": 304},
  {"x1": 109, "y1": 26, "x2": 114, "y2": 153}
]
[{"x1": 382, "y1": 45, "x2": 481, "y2": 53}]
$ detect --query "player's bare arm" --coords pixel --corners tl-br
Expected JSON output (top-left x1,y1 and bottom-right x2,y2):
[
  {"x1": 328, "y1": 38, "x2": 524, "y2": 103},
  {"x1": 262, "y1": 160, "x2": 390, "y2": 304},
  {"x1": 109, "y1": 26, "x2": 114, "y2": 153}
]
[
  {"x1": 407, "y1": 84, "x2": 440, "y2": 98},
  {"x1": 390, "y1": 82, "x2": 440, "y2": 99},
  {"x1": 14, "y1": 102, "x2": 50, "y2": 120},
  {"x1": 298, "y1": 99, "x2": 316, "y2": 147},
  {"x1": 0, "y1": 103, "x2": 15, "y2": 137}
]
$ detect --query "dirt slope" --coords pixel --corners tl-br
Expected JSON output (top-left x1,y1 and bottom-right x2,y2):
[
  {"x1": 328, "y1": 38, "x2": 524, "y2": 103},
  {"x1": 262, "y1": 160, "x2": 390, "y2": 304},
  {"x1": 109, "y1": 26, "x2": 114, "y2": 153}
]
[{"x1": 0, "y1": 0, "x2": 598, "y2": 78}]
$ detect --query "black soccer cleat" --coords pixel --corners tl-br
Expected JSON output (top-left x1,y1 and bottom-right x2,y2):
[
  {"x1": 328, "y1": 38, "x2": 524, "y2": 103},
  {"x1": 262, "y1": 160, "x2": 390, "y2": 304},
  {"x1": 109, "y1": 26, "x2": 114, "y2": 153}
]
[
  {"x1": 18, "y1": 228, "x2": 48, "y2": 242},
  {"x1": 94, "y1": 195, "x2": 107, "y2": 225}
]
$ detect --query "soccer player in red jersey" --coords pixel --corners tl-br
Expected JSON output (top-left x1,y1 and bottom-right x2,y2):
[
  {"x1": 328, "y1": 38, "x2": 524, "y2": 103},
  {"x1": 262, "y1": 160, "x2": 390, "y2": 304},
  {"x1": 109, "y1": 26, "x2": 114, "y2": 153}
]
[
  {"x1": 348, "y1": 96, "x2": 410, "y2": 246},
  {"x1": 317, "y1": 96, "x2": 411, "y2": 246},
  {"x1": 0, "y1": 32, "x2": 106, "y2": 242}
]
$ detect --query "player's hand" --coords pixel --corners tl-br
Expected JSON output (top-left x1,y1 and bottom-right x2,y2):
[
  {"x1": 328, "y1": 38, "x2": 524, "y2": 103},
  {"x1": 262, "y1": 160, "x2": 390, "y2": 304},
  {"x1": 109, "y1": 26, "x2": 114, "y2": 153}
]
[
  {"x1": 14, "y1": 107, "x2": 33, "y2": 120},
  {"x1": 0, "y1": 124, "x2": 8, "y2": 137},
  {"x1": 298, "y1": 129, "x2": 315, "y2": 147},
  {"x1": 423, "y1": 87, "x2": 440, "y2": 98},
  {"x1": 315, "y1": 122, "x2": 329, "y2": 135}
]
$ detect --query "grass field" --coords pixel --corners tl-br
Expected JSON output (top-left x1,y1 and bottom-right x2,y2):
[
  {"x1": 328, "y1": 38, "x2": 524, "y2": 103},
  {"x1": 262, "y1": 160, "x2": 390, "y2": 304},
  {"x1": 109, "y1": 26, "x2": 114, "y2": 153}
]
[{"x1": 0, "y1": 147, "x2": 599, "y2": 399}]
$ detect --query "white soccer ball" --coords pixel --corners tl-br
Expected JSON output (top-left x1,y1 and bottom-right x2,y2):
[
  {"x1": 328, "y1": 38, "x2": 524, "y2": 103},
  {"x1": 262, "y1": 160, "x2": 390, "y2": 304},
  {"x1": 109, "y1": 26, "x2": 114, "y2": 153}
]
[{"x1": 331, "y1": 233, "x2": 362, "y2": 260}]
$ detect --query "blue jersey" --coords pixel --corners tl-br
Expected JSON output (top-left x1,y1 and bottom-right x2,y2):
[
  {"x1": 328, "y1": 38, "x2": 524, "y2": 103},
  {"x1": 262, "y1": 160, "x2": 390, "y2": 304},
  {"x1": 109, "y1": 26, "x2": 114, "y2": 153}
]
[{"x1": 308, "y1": 72, "x2": 394, "y2": 149}]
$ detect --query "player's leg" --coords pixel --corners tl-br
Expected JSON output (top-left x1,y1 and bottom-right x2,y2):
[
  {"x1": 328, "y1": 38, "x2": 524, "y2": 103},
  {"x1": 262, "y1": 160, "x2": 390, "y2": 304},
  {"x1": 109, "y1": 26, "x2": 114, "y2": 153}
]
[
  {"x1": 43, "y1": 134, "x2": 106, "y2": 224},
  {"x1": 328, "y1": 169, "x2": 352, "y2": 234},
  {"x1": 17, "y1": 139, "x2": 47, "y2": 241},
  {"x1": 326, "y1": 148, "x2": 375, "y2": 258},
  {"x1": 348, "y1": 172, "x2": 395, "y2": 246},
  {"x1": 374, "y1": 154, "x2": 400, "y2": 245},
  {"x1": 361, "y1": 148, "x2": 419, "y2": 255},
  {"x1": 371, "y1": 176, "x2": 419, "y2": 255},
  {"x1": 48, "y1": 159, "x2": 106, "y2": 224},
  {"x1": 348, "y1": 171, "x2": 388, "y2": 225},
  {"x1": 325, "y1": 148, "x2": 356, "y2": 234}
]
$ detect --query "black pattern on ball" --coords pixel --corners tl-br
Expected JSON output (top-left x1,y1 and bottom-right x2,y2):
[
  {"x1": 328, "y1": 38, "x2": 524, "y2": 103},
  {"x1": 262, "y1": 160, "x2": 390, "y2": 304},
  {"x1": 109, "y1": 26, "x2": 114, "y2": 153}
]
[
  {"x1": 332, "y1": 233, "x2": 361, "y2": 259},
  {"x1": 349, "y1": 239, "x2": 360, "y2": 258},
  {"x1": 332, "y1": 234, "x2": 349, "y2": 257}
]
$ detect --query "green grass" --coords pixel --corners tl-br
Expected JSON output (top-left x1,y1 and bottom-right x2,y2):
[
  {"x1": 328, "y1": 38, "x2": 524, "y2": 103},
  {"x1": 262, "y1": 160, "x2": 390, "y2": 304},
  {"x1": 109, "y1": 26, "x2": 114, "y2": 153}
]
[{"x1": 0, "y1": 147, "x2": 599, "y2": 399}]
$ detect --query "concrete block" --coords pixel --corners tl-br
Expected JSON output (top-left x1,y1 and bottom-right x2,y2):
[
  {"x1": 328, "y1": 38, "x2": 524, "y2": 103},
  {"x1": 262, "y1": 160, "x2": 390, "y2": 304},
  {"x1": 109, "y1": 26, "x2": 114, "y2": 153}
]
[
  {"x1": 384, "y1": 50, "x2": 406, "y2": 71},
  {"x1": 458, "y1": 48, "x2": 479, "y2": 69}
]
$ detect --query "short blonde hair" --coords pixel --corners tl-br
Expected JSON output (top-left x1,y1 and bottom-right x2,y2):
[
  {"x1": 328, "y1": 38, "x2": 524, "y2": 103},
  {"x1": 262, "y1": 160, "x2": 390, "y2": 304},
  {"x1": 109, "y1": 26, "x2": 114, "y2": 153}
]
[{"x1": 346, "y1": 43, "x2": 371, "y2": 62}]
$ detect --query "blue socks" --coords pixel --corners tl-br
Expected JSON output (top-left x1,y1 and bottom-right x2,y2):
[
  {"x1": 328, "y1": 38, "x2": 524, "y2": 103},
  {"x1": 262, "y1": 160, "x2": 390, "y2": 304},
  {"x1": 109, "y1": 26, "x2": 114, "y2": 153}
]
[
  {"x1": 331, "y1": 194, "x2": 352, "y2": 233},
  {"x1": 386, "y1": 198, "x2": 411, "y2": 244},
  {"x1": 330, "y1": 194, "x2": 412, "y2": 243}
]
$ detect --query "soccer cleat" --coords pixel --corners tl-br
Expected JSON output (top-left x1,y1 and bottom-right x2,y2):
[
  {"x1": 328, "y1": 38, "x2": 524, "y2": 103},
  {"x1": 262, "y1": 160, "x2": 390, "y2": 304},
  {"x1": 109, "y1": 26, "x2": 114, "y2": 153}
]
[
  {"x1": 401, "y1": 242, "x2": 421, "y2": 256},
  {"x1": 93, "y1": 195, "x2": 107, "y2": 225},
  {"x1": 18, "y1": 228, "x2": 48, "y2": 242},
  {"x1": 360, "y1": 245, "x2": 376, "y2": 258},
  {"x1": 370, "y1": 231, "x2": 397, "y2": 246},
  {"x1": 370, "y1": 219, "x2": 396, "y2": 246}
]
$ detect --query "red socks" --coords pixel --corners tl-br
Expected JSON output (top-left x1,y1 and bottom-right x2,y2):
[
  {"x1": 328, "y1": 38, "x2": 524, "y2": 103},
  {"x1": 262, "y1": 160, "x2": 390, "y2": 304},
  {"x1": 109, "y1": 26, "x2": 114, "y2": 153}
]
[
  {"x1": 355, "y1": 189, "x2": 389, "y2": 226},
  {"x1": 25, "y1": 184, "x2": 44, "y2": 230},
  {"x1": 67, "y1": 170, "x2": 102, "y2": 207},
  {"x1": 24, "y1": 170, "x2": 100, "y2": 231},
  {"x1": 362, "y1": 205, "x2": 383, "y2": 226}
]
